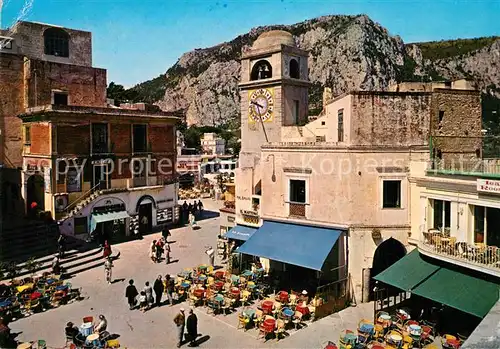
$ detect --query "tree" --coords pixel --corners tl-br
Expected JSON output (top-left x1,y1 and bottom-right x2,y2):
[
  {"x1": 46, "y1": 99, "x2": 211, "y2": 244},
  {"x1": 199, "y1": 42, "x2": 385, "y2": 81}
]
[{"x1": 106, "y1": 82, "x2": 139, "y2": 106}]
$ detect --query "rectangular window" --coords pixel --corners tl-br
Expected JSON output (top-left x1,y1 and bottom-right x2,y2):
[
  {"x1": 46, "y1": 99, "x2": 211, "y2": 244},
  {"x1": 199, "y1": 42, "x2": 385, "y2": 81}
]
[
  {"x1": 74, "y1": 217, "x2": 88, "y2": 235},
  {"x1": 338, "y1": 109, "x2": 344, "y2": 142},
  {"x1": 53, "y1": 92, "x2": 68, "y2": 106},
  {"x1": 433, "y1": 199, "x2": 451, "y2": 231},
  {"x1": 1, "y1": 40, "x2": 12, "y2": 50},
  {"x1": 438, "y1": 110, "x2": 445, "y2": 123},
  {"x1": 293, "y1": 100, "x2": 299, "y2": 124},
  {"x1": 91, "y1": 123, "x2": 108, "y2": 153},
  {"x1": 66, "y1": 167, "x2": 82, "y2": 192},
  {"x1": 24, "y1": 126, "x2": 31, "y2": 145},
  {"x1": 289, "y1": 179, "x2": 306, "y2": 203},
  {"x1": 133, "y1": 124, "x2": 148, "y2": 153},
  {"x1": 382, "y1": 180, "x2": 401, "y2": 208}
]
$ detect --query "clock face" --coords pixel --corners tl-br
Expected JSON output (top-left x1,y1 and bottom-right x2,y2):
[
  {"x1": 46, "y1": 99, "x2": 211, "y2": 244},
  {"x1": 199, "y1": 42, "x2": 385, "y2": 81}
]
[{"x1": 248, "y1": 88, "x2": 274, "y2": 123}]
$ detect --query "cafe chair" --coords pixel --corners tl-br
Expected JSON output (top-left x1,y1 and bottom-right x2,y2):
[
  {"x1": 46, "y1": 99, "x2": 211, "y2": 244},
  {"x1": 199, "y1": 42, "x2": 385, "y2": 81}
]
[
  {"x1": 106, "y1": 339, "x2": 120, "y2": 348},
  {"x1": 37, "y1": 339, "x2": 47, "y2": 349},
  {"x1": 293, "y1": 311, "x2": 304, "y2": 329},
  {"x1": 276, "y1": 319, "x2": 286, "y2": 341},
  {"x1": 206, "y1": 299, "x2": 219, "y2": 315},
  {"x1": 254, "y1": 309, "x2": 264, "y2": 327},
  {"x1": 237, "y1": 314, "x2": 251, "y2": 331}
]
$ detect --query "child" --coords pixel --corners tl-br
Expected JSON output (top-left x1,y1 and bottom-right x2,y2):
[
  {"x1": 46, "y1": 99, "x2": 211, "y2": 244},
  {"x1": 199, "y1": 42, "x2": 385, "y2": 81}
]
[{"x1": 139, "y1": 291, "x2": 147, "y2": 312}]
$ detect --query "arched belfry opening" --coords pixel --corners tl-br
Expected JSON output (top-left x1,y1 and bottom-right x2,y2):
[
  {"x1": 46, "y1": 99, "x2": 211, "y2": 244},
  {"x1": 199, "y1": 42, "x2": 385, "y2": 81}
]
[
  {"x1": 250, "y1": 60, "x2": 272, "y2": 80},
  {"x1": 289, "y1": 58, "x2": 300, "y2": 79}
]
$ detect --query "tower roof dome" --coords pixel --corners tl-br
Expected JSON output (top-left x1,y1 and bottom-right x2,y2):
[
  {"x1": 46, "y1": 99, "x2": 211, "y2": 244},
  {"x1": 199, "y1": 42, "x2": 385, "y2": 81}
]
[{"x1": 252, "y1": 30, "x2": 295, "y2": 49}]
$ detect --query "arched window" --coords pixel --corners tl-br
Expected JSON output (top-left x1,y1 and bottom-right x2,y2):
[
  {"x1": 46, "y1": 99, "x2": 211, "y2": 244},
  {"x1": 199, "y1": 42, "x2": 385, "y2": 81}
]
[
  {"x1": 289, "y1": 58, "x2": 300, "y2": 79},
  {"x1": 250, "y1": 60, "x2": 272, "y2": 81},
  {"x1": 44, "y1": 28, "x2": 69, "y2": 57}
]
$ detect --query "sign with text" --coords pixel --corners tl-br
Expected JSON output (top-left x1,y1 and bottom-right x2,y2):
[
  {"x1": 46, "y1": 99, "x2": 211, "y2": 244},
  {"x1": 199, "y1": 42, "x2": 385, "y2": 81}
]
[{"x1": 477, "y1": 179, "x2": 500, "y2": 194}]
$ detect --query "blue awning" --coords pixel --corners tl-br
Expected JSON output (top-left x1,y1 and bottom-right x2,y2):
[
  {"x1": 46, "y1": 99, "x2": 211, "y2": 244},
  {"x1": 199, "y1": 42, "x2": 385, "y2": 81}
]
[
  {"x1": 90, "y1": 211, "x2": 130, "y2": 232},
  {"x1": 224, "y1": 225, "x2": 257, "y2": 241},
  {"x1": 237, "y1": 221, "x2": 343, "y2": 271}
]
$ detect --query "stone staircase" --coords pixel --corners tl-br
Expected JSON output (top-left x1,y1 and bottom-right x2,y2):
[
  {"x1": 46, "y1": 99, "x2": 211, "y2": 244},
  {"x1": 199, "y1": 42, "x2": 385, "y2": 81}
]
[
  {"x1": 57, "y1": 187, "x2": 128, "y2": 224},
  {"x1": 0, "y1": 245, "x2": 121, "y2": 281}
]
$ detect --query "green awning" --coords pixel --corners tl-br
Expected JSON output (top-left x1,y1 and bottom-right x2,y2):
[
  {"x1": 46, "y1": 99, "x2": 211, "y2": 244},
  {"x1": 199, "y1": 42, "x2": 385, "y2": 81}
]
[
  {"x1": 412, "y1": 268, "x2": 500, "y2": 318},
  {"x1": 373, "y1": 249, "x2": 440, "y2": 291},
  {"x1": 90, "y1": 211, "x2": 129, "y2": 232},
  {"x1": 93, "y1": 211, "x2": 129, "y2": 223}
]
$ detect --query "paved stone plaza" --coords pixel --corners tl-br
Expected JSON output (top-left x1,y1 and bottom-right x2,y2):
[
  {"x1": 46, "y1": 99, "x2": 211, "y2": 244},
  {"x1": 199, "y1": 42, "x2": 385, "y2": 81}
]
[{"x1": 11, "y1": 199, "x2": 373, "y2": 348}]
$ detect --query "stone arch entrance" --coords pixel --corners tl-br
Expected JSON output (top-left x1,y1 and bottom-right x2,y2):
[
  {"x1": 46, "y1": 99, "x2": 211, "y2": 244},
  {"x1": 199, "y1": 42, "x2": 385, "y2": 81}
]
[
  {"x1": 136, "y1": 195, "x2": 156, "y2": 234},
  {"x1": 370, "y1": 237, "x2": 407, "y2": 300},
  {"x1": 26, "y1": 174, "x2": 45, "y2": 213}
]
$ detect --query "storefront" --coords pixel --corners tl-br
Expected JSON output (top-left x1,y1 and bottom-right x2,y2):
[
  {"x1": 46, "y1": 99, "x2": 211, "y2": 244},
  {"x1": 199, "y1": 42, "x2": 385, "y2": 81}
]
[
  {"x1": 88, "y1": 197, "x2": 130, "y2": 243},
  {"x1": 236, "y1": 220, "x2": 346, "y2": 294}
]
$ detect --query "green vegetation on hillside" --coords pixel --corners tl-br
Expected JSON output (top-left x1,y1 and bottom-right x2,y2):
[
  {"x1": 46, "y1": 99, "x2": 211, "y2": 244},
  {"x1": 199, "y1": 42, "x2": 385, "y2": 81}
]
[
  {"x1": 413, "y1": 36, "x2": 499, "y2": 61},
  {"x1": 178, "y1": 120, "x2": 241, "y2": 155}
]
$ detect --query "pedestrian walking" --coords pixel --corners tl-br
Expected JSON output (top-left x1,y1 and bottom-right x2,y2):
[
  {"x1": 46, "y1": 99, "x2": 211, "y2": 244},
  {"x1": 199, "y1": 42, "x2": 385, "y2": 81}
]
[
  {"x1": 144, "y1": 281, "x2": 154, "y2": 310},
  {"x1": 186, "y1": 308, "x2": 198, "y2": 347},
  {"x1": 57, "y1": 233, "x2": 65, "y2": 258},
  {"x1": 173, "y1": 308, "x2": 186, "y2": 348},
  {"x1": 153, "y1": 275, "x2": 164, "y2": 307},
  {"x1": 205, "y1": 246, "x2": 215, "y2": 267},
  {"x1": 162, "y1": 228, "x2": 171, "y2": 243},
  {"x1": 155, "y1": 239, "x2": 164, "y2": 262},
  {"x1": 166, "y1": 274, "x2": 174, "y2": 306},
  {"x1": 150, "y1": 240, "x2": 157, "y2": 263},
  {"x1": 104, "y1": 256, "x2": 113, "y2": 284},
  {"x1": 103, "y1": 240, "x2": 112, "y2": 259},
  {"x1": 125, "y1": 279, "x2": 138, "y2": 310},
  {"x1": 197, "y1": 200, "x2": 203, "y2": 218},
  {"x1": 165, "y1": 242, "x2": 171, "y2": 264}
]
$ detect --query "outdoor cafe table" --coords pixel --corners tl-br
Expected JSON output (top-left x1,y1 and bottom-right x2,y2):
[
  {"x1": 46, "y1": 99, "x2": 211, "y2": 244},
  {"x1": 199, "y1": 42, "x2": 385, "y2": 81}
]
[
  {"x1": 180, "y1": 282, "x2": 191, "y2": 289},
  {"x1": 230, "y1": 275, "x2": 240, "y2": 284},
  {"x1": 0, "y1": 299, "x2": 12, "y2": 308},
  {"x1": 194, "y1": 288, "x2": 205, "y2": 298},
  {"x1": 262, "y1": 300, "x2": 274, "y2": 313},
  {"x1": 359, "y1": 322, "x2": 374, "y2": 335},
  {"x1": 16, "y1": 283, "x2": 34, "y2": 293},
  {"x1": 277, "y1": 291, "x2": 289, "y2": 303},
  {"x1": 296, "y1": 304, "x2": 310, "y2": 316},
  {"x1": 214, "y1": 281, "x2": 224, "y2": 291},
  {"x1": 198, "y1": 265, "x2": 208, "y2": 273},
  {"x1": 30, "y1": 292, "x2": 42, "y2": 300},
  {"x1": 408, "y1": 324, "x2": 422, "y2": 336},
  {"x1": 16, "y1": 343, "x2": 32, "y2": 349},
  {"x1": 46, "y1": 279, "x2": 56, "y2": 285},
  {"x1": 214, "y1": 294, "x2": 224, "y2": 303},
  {"x1": 178, "y1": 270, "x2": 192, "y2": 279},
  {"x1": 197, "y1": 275, "x2": 208, "y2": 283},
  {"x1": 230, "y1": 288, "x2": 241, "y2": 298},
  {"x1": 343, "y1": 333, "x2": 357, "y2": 345},
  {"x1": 214, "y1": 271, "x2": 225, "y2": 280},
  {"x1": 281, "y1": 307, "x2": 294, "y2": 320},
  {"x1": 242, "y1": 308, "x2": 256, "y2": 319},
  {"x1": 56, "y1": 285, "x2": 68, "y2": 291},
  {"x1": 263, "y1": 317, "x2": 276, "y2": 331}
]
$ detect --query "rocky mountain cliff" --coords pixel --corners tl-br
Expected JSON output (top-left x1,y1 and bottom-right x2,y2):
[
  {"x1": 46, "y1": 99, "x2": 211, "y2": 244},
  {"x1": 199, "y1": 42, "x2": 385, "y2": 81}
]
[{"x1": 128, "y1": 14, "x2": 500, "y2": 126}]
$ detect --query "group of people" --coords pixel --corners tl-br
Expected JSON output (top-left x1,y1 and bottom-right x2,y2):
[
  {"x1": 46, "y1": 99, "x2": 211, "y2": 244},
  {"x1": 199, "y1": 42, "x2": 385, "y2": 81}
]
[
  {"x1": 64, "y1": 314, "x2": 108, "y2": 343},
  {"x1": 124, "y1": 275, "x2": 175, "y2": 311},
  {"x1": 173, "y1": 308, "x2": 198, "y2": 347},
  {"x1": 180, "y1": 200, "x2": 204, "y2": 227},
  {"x1": 149, "y1": 235, "x2": 171, "y2": 264}
]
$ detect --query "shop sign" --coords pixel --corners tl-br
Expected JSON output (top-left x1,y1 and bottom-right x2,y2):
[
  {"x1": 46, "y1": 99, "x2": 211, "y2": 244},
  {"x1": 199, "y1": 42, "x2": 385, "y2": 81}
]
[
  {"x1": 228, "y1": 216, "x2": 235, "y2": 223},
  {"x1": 477, "y1": 179, "x2": 500, "y2": 194},
  {"x1": 93, "y1": 197, "x2": 126, "y2": 214},
  {"x1": 237, "y1": 196, "x2": 251, "y2": 201},
  {"x1": 240, "y1": 209, "x2": 258, "y2": 217},
  {"x1": 44, "y1": 168, "x2": 51, "y2": 193}
]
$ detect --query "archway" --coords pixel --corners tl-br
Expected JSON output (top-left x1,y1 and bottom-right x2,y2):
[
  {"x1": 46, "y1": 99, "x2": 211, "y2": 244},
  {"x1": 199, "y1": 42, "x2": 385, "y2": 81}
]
[
  {"x1": 26, "y1": 175, "x2": 45, "y2": 213},
  {"x1": 136, "y1": 195, "x2": 156, "y2": 234},
  {"x1": 370, "y1": 237, "x2": 407, "y2": 300}
]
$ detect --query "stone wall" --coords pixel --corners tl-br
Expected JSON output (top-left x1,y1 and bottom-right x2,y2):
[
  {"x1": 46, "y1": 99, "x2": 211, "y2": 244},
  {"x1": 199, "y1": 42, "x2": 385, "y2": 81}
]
[
  {"x1": 25, "y1": 59, "x2": 107, "y2": 108},
  {"x1": 56, "y1": 124, "x2": 91, "y2": 155},
  {"x1": 350, "y1": 92, "x2": 432, "y2": 146},
  {"x1": 29, "y1": 123, "x2": 51, "y2": 154},
  {"x1": 12, "y1": 21, "x2": 92, "y2": 67},
  {"x1": 430, "y1": 89, "x2": 482, "y2": 162},
  {"x1": 0, "y1": 53, "x2": 25, "y2": 167}
]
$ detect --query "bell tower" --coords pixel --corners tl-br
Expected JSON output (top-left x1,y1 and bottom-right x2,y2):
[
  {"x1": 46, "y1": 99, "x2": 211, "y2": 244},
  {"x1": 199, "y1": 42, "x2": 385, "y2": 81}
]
[
  {"x1": 235, "y1": 30, "x2": 310, "y2": 227},
  {"x1": 238, "y1": 30, "x2": 311, "y2": 154}
]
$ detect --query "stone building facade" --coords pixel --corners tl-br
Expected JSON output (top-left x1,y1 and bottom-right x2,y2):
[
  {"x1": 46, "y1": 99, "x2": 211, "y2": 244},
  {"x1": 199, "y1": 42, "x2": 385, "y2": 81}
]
[{"x1": 233, "y1": 30, "x2": 482, "y2": 303}]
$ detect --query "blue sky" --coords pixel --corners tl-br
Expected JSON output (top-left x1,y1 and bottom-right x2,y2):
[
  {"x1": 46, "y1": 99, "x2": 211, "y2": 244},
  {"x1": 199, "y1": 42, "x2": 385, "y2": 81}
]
[{"x1": 1, "y1": 0, "x2": 499, "y2": 87}]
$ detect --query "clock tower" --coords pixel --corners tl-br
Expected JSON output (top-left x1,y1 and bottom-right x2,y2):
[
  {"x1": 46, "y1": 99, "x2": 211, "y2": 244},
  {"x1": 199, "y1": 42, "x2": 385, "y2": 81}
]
[
  {"x1": 238, "y1": 30, "x2": 311, "y2": 153},
  {"x1": 235, "y1": 30, "x2": 310, "y2": 226}
]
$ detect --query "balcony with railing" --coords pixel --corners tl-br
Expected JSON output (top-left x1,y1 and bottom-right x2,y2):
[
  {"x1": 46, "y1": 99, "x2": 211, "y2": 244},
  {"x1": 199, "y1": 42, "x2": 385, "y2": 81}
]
[
  {"x1": 418, "y1": 229, "x2": 500, "y2": 277},
  {"x1": 428, "y1": 159, "x2": 500, "y2": 178},
  {"x1": 288, "y1": 201, "x2": 306, "y2": 218}
]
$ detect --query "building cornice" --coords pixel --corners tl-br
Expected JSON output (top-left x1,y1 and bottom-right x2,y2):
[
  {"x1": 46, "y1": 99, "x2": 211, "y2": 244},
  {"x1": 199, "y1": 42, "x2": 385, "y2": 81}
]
[
  {"x1": 261, "y1": 144, "x2": 429, "y2": 153},
  {"x1": 239, "y1": 77, "x2": 312, "y2": 90}
]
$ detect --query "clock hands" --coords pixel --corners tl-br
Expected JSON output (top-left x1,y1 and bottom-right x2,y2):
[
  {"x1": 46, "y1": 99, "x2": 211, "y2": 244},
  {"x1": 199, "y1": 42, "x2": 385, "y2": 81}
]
[
  {"x1": 250, "y1": 100, "x2": 264, "y2": 109},
  {"x1": 250, "y1": 99, "x2": 269, "y2": 142}
]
